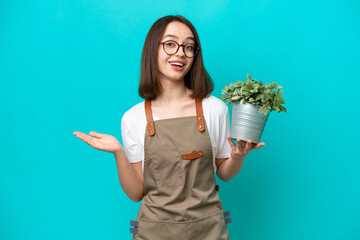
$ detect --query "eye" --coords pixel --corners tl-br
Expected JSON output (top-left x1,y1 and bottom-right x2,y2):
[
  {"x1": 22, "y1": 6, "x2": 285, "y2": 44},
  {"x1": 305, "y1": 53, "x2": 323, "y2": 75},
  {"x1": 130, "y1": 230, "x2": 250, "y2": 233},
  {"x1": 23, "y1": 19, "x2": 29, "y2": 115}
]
[
  {"x1": 165, "y1": 41, "x2": 176, "y2": 47},
  {"x1": 185, "y1": 45, "x2": 194, "y2": 51}
]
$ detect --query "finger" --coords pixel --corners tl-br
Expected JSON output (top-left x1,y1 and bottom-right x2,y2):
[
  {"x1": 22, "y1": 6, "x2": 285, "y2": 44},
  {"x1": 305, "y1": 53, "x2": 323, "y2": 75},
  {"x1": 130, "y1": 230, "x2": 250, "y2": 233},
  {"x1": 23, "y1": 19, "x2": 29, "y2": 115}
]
[
  {"x1": 89, "y1": 131, "x2": 104, "y2": 139},
  {"x1": 241, "y1": 140, "x2": 248, "y2": 148},
  {"x1": 74, "y1": 132, "x2": 95, "y2": 145},
  {"x1": 82, "y1": 134, "x2": 100, "y2": 148},
  {"x1": 73, "y1": 131, "x2": 88, "y2": 140},
  {"x1": 73, "y1": 131, "x2": 83, "y2": 136},
  {"x1": 236, "y1": 138, "x2": 244, "y2": 152},
  {"x1": 253, "y1": 142, "x2": 266, "y2": 149},
  {"x1": 226, "y1": 136, "x2": 236, "y2": 150},
  {"x1": 244, "y1": 139, "x2": 252, "y2": 152}
]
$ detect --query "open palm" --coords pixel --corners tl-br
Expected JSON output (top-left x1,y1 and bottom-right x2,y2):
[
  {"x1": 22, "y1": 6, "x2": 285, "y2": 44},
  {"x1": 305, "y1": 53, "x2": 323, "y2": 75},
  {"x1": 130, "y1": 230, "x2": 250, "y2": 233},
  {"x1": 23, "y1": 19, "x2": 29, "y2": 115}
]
[
  {"x1": 227, "y1": 136, "x2": 265, "y2": 161},
  {"x1": 73, "y1": 131, "x2": 122, "y2": 154}
]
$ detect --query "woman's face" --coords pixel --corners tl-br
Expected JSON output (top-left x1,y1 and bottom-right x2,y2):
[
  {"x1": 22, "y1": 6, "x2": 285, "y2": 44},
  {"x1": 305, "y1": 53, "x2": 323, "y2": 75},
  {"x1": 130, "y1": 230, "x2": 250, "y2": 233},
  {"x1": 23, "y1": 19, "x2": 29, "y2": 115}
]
[{"x1": 157, "y1": 21, "x2": 195, "y2": 84}]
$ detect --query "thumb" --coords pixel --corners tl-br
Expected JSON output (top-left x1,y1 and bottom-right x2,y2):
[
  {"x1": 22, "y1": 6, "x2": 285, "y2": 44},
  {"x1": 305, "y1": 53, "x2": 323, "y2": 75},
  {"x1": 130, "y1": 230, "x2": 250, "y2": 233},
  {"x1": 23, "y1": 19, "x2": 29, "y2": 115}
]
[{"x1": 89, "y1": 131, "x2": 104, "y2": 138}]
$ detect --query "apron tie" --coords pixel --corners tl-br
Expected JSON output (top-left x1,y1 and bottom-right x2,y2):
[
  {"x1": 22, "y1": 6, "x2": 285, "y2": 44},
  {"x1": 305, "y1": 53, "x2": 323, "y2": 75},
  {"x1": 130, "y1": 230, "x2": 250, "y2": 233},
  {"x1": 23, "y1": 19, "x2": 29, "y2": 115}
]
[
  {"x1": 130, "y1": 220, "x2": 139, "y2": 234},
  {"x1": 224, "y1": 211, "x2": 232, "y2": 224}
]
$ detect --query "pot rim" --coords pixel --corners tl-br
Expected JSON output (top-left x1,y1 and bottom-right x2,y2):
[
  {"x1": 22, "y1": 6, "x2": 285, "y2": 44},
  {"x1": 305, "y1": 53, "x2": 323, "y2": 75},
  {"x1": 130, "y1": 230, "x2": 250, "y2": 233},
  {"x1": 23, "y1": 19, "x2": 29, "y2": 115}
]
[{"x1": 232, "y1": 102, "x2": 272, "y2": 111}]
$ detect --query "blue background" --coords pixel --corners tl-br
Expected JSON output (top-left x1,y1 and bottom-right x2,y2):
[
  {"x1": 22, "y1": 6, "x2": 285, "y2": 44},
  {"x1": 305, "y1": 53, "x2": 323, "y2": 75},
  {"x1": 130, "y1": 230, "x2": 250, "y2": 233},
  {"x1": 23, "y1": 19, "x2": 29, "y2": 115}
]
[{"x1": 1, "y1": 0, "x2": 359, "y2": 239}]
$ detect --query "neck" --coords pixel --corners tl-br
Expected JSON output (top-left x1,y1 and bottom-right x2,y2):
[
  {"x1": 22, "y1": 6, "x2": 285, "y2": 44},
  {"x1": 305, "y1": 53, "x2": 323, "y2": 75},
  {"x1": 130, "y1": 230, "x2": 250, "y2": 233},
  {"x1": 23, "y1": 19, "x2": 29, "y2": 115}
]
[{"x1": 155, "y1": 78, "x2": 192, "y2": 105}]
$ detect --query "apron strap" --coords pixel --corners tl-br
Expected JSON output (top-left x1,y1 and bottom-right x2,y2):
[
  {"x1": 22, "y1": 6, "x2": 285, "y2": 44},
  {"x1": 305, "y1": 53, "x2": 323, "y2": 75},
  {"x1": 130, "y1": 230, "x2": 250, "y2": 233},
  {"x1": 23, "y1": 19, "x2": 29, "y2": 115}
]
[
  {"x1": 195, "y1": 98, "x2": 205, "y2": 132},
  {"x1": 144, "y1": 100, "x2": 155, "y2": 136},
  {"x1": 145, "y1": 98, "x2": 204, "y2": 136}
]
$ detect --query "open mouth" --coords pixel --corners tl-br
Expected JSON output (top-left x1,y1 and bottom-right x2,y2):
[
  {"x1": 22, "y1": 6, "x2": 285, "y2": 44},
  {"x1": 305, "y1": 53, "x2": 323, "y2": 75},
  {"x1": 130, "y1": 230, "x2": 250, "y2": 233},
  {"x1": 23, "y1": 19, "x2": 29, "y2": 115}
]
[
  {"x1": 169, "y1": 62, "x2": 185, "y2": 67},
  {"x1": 169, "y1": 61, "x2": 185, "y2": 71}
]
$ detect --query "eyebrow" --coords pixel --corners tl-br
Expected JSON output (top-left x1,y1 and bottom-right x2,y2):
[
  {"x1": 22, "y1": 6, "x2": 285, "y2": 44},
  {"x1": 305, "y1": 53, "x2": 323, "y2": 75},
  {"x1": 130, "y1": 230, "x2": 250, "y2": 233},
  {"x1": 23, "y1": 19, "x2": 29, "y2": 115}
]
[{"x1": 162, "y1": 34, "x2": 195, "y2": 42}]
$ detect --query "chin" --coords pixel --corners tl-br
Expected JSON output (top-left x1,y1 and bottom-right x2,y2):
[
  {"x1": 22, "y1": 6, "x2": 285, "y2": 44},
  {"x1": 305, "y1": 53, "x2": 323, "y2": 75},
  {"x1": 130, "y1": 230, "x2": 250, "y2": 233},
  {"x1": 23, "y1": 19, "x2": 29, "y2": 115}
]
[
  {"x1": 170, "y1": 73, "x2": 187, "y2": 81},
  {"x1": 162, "y1": 72, "x2": 184, "y2": 81}
]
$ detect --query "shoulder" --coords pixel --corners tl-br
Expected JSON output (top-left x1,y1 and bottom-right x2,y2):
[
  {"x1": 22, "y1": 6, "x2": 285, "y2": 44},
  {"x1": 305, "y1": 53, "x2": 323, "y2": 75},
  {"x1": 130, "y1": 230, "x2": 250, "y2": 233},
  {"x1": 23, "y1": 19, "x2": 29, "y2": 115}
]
[
  {"x1": 121, "y1": 101, "x2": 146, "y2": 128},
  {"x1": 202, "y1": 95, "x2": 229, "y2": 117}
]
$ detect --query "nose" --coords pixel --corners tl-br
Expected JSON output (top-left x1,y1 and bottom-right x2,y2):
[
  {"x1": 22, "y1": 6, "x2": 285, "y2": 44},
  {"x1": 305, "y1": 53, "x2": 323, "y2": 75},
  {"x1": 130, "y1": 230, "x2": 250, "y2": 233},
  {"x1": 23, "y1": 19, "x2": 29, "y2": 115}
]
[{"x1": 175, "y1": 45, "x2": 186, "y2": 57}]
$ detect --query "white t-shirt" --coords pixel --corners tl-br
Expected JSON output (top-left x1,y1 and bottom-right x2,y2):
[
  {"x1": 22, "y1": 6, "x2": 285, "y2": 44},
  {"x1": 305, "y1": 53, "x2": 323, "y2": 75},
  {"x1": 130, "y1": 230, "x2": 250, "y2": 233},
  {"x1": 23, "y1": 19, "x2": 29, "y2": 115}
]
[{"x1": 120, "y1": 95, "x2": 231, "y2": 174}]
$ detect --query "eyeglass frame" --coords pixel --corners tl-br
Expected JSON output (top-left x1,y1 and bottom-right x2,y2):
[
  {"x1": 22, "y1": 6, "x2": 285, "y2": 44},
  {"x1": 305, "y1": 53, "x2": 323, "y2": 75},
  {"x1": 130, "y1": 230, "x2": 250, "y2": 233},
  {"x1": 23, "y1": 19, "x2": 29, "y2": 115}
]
[{"x1": 158, "y1": 40, "x2": 200, "y2": 58}]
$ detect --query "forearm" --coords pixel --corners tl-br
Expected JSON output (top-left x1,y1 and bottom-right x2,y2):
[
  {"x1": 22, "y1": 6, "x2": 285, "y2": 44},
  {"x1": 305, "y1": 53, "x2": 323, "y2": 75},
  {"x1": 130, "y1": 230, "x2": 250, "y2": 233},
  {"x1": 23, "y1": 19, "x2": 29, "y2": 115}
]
[
  {"x1": 217, "y1": 155, "x2": 245, "y2": 182},
  {"x1": 114, "y1": 149, "x2": 144, "y2": 202}
]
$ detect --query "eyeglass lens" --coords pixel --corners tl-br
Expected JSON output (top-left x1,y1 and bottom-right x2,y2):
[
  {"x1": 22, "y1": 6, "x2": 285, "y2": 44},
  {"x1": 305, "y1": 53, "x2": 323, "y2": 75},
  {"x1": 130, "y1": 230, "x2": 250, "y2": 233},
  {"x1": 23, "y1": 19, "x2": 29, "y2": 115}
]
[{"x1": 163, "y1": 41, "x2": 196, "y2": 57}]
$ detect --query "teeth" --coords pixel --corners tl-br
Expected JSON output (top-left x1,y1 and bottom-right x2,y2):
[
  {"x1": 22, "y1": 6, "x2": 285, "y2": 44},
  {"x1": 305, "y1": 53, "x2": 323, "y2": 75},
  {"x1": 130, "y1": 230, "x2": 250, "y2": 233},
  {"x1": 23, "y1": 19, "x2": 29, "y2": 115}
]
[{"x1": 170, "y1": 62, "x2": 184, "y2": 67}]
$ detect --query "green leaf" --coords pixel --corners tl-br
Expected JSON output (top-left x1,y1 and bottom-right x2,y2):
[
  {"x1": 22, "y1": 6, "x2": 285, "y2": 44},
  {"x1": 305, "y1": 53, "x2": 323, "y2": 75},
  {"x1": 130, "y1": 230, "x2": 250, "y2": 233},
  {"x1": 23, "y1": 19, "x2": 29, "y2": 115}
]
[
  {"x1": 247, "y1": 73, "x2": 252, "y2": 81},
  {"x1": 280, "y1": 106, "x2": 287, "y2": 112},
  {"x1": 264, "y1": 83, "x2": 271, "y2": 88},
  {"x1": 231, "y1": 96, "x2": 241, "y2": 100}
]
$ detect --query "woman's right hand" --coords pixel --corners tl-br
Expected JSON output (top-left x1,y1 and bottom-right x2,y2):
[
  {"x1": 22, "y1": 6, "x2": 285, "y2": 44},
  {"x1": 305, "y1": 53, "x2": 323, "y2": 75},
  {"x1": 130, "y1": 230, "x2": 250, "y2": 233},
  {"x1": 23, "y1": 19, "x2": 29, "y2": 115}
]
[{"x1": 73, "y1": 131, "x2": 123, "y2": 154}]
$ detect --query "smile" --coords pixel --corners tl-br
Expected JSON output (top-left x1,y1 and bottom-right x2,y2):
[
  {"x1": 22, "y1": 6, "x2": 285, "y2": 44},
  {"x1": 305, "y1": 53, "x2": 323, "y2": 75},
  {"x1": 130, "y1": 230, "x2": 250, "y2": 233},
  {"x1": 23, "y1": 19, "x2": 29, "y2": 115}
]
[
  {"x1": 169, "y1": 62, "x2": 184, "y2": 67},
  {"x1": 169, "y1": 61, "x2": 185, "y2": 71}
]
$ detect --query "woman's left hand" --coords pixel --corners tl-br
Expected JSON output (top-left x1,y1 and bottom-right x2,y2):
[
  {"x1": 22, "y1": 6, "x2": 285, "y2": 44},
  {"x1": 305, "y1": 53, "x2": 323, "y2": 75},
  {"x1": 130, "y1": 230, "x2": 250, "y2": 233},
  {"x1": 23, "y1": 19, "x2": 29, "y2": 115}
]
[{"x1": 226, "y1": 136, "x2": 265, "y2": 161}]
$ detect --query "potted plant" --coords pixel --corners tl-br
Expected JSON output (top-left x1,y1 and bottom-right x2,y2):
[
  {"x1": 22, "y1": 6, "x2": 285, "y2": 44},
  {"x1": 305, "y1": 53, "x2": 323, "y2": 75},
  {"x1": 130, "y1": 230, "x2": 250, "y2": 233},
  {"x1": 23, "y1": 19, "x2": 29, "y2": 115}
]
[{"x1": 220, "y1": 74, "x2": 287, "y2": 144}]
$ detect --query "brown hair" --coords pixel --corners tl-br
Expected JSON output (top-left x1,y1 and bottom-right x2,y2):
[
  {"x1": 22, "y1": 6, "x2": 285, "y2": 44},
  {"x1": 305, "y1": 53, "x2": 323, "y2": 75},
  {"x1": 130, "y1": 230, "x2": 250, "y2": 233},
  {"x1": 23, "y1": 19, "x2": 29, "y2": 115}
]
[{"x1": 138, "y1": 15, "x2": 214, "y2": 100}]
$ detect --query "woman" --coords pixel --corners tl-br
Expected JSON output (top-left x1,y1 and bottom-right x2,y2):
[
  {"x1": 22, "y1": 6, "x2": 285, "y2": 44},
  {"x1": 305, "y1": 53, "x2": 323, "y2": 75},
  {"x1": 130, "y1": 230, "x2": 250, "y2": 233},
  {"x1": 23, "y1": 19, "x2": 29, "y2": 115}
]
[{"x1": 73, "y1": 15, "x2": 265, "y2": 240}]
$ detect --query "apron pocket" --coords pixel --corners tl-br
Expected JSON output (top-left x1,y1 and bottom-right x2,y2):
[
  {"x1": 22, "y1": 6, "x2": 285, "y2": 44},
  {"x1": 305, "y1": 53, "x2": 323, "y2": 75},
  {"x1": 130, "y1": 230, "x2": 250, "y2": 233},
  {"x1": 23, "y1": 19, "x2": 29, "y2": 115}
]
[
  {"x1": 134, "y1": 219, "x2": 187, "y2": 240},
  {"x1": 134, "y1": 212, "x2": 230, "y2": 240},
  {"x1": 187, "y1": 211, "x2": 230, "y2": 240},
  {"x1": 150, "y1": 146, "x2": 183, "y2": 188}
]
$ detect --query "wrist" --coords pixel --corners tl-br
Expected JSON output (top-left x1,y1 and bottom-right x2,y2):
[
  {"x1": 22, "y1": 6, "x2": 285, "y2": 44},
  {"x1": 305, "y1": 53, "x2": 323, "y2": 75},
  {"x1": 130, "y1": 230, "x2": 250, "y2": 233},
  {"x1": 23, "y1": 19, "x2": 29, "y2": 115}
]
[
  {"x1": 229, "y1": 154, "x2": 245, "y2": 166},
  {"x1": 114, "y1": 148, "x2": 125, "y2": 158}
]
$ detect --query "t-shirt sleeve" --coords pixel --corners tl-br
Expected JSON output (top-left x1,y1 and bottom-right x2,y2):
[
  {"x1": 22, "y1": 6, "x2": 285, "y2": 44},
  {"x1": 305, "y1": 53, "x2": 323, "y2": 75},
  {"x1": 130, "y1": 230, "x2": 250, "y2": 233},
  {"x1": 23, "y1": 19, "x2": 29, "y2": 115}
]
[
  {"x1": 121, "y1": 113, "x2": 142, "y2": 163},
  {"x1": 215, "y1": 106, "x2": 231, "y2": 158}
]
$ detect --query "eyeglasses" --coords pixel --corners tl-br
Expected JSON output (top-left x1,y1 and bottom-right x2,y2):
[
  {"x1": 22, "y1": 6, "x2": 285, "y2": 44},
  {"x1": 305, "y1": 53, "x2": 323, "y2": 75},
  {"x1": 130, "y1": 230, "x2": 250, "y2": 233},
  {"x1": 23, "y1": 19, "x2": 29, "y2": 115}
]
[{"x1": 158, "y1": 40, "x2": 200, "y2": 58}]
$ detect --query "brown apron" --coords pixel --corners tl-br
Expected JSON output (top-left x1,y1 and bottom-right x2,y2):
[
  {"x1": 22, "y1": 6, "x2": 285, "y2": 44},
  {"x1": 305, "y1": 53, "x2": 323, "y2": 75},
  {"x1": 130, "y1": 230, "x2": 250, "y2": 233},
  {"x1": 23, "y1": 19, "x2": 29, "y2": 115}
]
[{"x1": 130, "y1": 98, "x2": 232, "y2": 240}]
